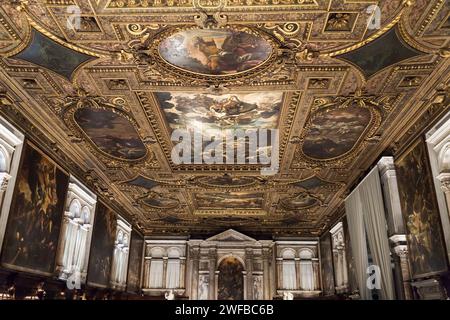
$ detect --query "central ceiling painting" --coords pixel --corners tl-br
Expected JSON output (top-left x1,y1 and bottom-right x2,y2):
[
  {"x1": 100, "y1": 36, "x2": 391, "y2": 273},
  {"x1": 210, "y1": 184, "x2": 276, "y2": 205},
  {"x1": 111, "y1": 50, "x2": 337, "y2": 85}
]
[
  {"x1": 193, "y1": 191, "x2": 266, "y2": 216},
  {"x1": 156, "y1": 92, "x2": 282, "y2": 132},
  {"x1": 158, "y1": 28, "x2": 273, "y2": 75}
]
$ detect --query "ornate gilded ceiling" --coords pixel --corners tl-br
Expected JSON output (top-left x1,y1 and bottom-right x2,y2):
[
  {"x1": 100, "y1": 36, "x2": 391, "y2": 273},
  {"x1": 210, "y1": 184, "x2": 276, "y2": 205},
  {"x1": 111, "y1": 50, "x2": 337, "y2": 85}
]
[{"x1": 0, "y1": 0, "x2": 449, "y2": 237}]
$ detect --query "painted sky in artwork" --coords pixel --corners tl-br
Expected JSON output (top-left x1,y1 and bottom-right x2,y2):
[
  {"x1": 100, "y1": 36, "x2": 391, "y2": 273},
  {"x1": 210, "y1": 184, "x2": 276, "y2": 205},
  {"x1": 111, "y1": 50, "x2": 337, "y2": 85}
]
[
  {"x1": 195, "y1": 192, "x2": 264, "y2": 210},
  {"x1": 74, "y1": 108, "x2": 147, "y2": 160},
  {"x1": 302, "y1": 105, "x2": 371, "y2": 160},
  {"x1": 159, "y1": 28, "x2": 272, "y2": 75},
  {"x1": 156, "y1": 92, "x2": 282, "y2": 132},
  {"x1": 13, "y1": 29, "x2": 94, "y2": 79}
]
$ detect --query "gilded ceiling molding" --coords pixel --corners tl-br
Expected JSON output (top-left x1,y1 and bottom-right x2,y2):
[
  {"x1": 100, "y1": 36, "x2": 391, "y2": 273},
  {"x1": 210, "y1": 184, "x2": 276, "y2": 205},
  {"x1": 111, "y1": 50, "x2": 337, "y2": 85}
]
[
  {"x1": 392, "y1": 85, "x2": 450, "y2": 156},
  {"x1": 0, "y1": 6, "x2": 30, "y2": 56},
  {"x1": 320, "y1": 0, "x2": 414, "y2": 58},
  {"x1": 193, "y1": 0, "x2": 228, "y2": 29},
  {"x1": 106, "y1": 0, "x2": 319, "y2": 10},
  {"x1": 7, "y1": 2, "x2": 110, "y2": 59},
  {"x1": 398, "y1": 18, "x2": 450, "y2": 57}
]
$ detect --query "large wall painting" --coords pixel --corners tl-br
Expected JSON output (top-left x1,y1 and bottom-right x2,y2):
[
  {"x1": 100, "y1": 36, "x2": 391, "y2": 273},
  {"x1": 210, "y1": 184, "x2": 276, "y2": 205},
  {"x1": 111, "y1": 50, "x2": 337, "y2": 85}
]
[
  {"x1": 159, "y1": 28, "x2": 272, "y2": 76},
  {"x1": 320, "y1": 233, "x2": 335, "y2": 295},
  {"x1": 0, "y1": 143, "x2": 69, "y2": 275},
  {"x1": 127, "y1": 230, "x2": 144, "y2": 293},
  {"x1": 87, "y1": 202, "x2": 117, "y2": 288},
  {"x1": 343, "y1": 218, "x2": 359, "y2": 294},
  {"x1": 217, "y1": 256, "x2": 244, "y2": 300},
  {"x1": 395, "y1": 139, "x2": 448, "y2": 278}
]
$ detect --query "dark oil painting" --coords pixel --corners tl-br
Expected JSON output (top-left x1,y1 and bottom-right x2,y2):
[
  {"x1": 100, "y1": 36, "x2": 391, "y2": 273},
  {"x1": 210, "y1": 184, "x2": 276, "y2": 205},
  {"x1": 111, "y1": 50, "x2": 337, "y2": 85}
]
[
  {"x1": 292, "y1": 176, "x2": 330, "y2": 190},
  {"x1": 320, "y1": 233, "x2": 335, "y2": 295},
  {"x1": 395, "y1": 139, "x2": 448, "y2": 278},
  {"x1": 196, "y1": 175, "x2": 256, "y2": 188},
  {"x1": 280, "y1": 192, "x2": 319, "y2": 210},
  {"x1": 217, "y1": 257, "x2": 244, "y2": 300},
  {"x1": 74, "y1": 107, "x2": 147, "y2": 160},
  {"x1": 87, "y1": 202, "x2": 117, "y2": 288},
  {"x1": 195, "y1": 192, "x2": 264, "y2": 210},
  {"x1": 1, "y1": 143, "x2": 69, "y2": 275},
  {"x1": 156, "y1": 92, "x2": 281, "y2": 132},
  {"x1": 156, "y1": 91, "x2": 281, "y2": 163},
  {"x1": 343, "y1": 218, "x2": 359, "y2": 293},
  {"x1": 127, "y1": 230, "x2": 144, "y2": 293},
  {"x1": 337, "y1": 27, "x2": 422, "y2": 78},
  {"x1": 143, "y1": 192, "x2": 180, "y2": 209},
  {"x1": 302, "y1": 105, "x2": 371, "y2": 160},
  {"x1": 13, "y1": 29, "x2": 94, "y2": 79},
  {"x1": 159, "y1": 29, "x2": 272, "y2": 75},
  {"x1": 126, "y1": 175, "x2": 159, "y2": 190}
]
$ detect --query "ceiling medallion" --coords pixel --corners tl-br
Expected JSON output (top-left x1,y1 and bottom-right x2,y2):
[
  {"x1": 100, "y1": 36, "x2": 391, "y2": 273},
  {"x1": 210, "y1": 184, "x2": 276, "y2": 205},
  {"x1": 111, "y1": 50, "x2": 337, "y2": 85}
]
[
  {"x1": 158, "y1": 27, "x2": 273, "y2": 76},
  {"x1": 137, "y1": 191, "x2": 180, "y2": 210},
  {"x1": 280, "y1": 192, "x2": 323, "y2": 211},
  {"x1": 291, "y1": 94, "x2": 398, "y2": 169},
  {"x1": 61, "y1": 89, "x2": 154, "y2": 165},
  {"x1": 121, "y1": 24, "x2": 278, "y2": 82}
]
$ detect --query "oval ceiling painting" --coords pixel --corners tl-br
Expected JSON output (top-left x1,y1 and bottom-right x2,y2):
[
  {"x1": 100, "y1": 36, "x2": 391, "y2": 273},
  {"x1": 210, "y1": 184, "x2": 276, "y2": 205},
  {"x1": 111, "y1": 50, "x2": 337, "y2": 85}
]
[
  {"x1": 302, "y1": 105, "x2": 372, "y2": 160},
  {"x1": 74, "y1": 108, "x2": 147, "y2": 160},
  {"x1": 159, "y1": 28, "x2": 272, "y2": 76},
  {"x1": 281, "y1": 193, "x2": 320, "y2": 210},
  {"x1": 143, "y1": 193, "x2": 180, "y2": 209}
]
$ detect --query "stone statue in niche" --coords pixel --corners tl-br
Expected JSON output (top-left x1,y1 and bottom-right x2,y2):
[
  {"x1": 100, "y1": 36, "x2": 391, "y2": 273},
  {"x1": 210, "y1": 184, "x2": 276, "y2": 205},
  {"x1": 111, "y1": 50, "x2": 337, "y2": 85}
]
[
  {"x1": 198, "y1": 275, "x2": 209, "y2": 300},
  {"x1": 253, "y1": 276, "x2": 263, "y2": 300}
]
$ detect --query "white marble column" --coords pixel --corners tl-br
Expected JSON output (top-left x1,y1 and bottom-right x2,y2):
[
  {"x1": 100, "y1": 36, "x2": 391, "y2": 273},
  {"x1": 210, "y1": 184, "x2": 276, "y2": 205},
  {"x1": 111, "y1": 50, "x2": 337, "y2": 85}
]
[
  {"x1": 190, "y1": 247, "x2": 200, "y2": 299},
  {"x1": 330, "y1": 222, "x2": 348, "y2": 293},
  {"x1": 391, "y1": 240, "x2": 413, "y2": 300},
  {"x1": 276, "y1": 258, "x2": 283, "y2": 290},
  {"x1": 312, "y1": 258, "x2": 320, "y2": 291},
  {"x1": 437, "y1": 173, "x2": 450, "y2": 214},
  {"x1": 262, "y1": 248, "x2": 271, "y2": 299},
  {"x1": 180, "y1": 257, "x2": 186, "y2": 289},
  {"x1": 208, "y1": 249, "x2": 217, "y2": 300},
  {"x1": 245, "y1": 249, "x2": 254, "y2": 300},
  {"x1": 378, "y1": 157, "x2": 410, "y2": 300}
]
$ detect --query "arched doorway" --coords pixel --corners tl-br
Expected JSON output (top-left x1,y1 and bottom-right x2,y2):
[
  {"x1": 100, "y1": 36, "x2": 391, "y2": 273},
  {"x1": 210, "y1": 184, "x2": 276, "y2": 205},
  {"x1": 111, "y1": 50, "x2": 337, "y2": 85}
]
[{"x1": 217, "y1": 256, "x2": 244, "y2": 300}]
